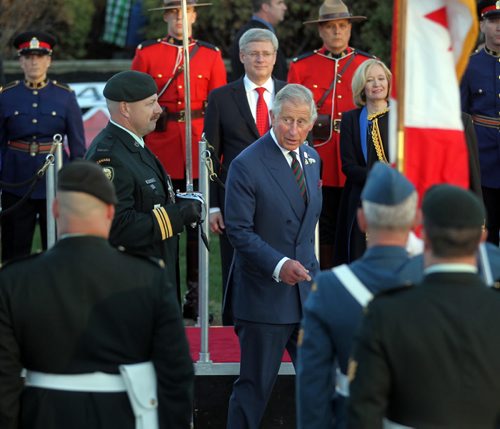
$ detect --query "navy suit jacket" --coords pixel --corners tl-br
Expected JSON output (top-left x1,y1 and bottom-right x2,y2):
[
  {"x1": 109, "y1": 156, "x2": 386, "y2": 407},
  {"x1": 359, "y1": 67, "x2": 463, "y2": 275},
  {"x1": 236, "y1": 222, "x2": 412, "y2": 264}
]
[
  {"x1": 224, "y1": 133, "x2": 322, "y2": 324},
  {"x1": 204, "y1": 77, "x2": 287, "y2": 210}
]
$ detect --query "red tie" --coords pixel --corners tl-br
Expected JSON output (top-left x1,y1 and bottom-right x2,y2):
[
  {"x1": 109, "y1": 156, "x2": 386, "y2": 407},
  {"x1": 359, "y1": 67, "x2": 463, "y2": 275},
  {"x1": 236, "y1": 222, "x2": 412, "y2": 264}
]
[{"x1": 255, "y1": 87, "x2": 269, "y2": 136}]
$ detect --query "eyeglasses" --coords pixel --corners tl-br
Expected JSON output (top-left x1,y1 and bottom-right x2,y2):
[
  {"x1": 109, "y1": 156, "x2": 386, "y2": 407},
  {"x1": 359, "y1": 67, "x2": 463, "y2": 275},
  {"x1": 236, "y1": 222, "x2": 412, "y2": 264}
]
[
  {"x1": 279, "y1": 116, "x2": 311, "y2": 129},
  {"x1": 245, "y1": 51, "x2": 276, "y2": 59}
]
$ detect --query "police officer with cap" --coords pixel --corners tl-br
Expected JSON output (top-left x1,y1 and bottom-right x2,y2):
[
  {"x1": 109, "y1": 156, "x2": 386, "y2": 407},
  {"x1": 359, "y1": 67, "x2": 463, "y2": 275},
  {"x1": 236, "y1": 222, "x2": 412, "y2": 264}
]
[
  {"x1": 0, "y1": 30, "x2": 85, "y2": 262},
  {"x1": 85, "y1": 70, "x2": 202, "y2": 302},
  {"x1": 0, "y1": 159, "x2": 194, "y2": 429},
  {"x1": 461, "y1": 0, "x2": 500, "y2": 247},
  {"x1": 349, "y1": 184, "x2": 500, "y2": 428},
  {"x1": 297, "y1": 162, "x2": 422, "y2": 429}
]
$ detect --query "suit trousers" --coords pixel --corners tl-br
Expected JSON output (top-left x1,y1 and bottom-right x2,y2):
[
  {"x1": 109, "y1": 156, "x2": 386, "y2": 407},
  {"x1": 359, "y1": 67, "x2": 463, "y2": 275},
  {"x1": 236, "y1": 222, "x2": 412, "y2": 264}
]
[{"x1": 227, "y1": 319, "x2": 299, "y2": 429}]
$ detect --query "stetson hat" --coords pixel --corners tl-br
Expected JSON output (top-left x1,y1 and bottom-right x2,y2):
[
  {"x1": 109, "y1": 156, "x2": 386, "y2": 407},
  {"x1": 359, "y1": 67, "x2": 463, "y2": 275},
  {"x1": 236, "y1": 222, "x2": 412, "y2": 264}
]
[
  {"x1": 303, "y1": 0, "x2": 367, "y2": 25},
  {"x1": 149, "y1": 0, "x2": 211, "y2": 11}
]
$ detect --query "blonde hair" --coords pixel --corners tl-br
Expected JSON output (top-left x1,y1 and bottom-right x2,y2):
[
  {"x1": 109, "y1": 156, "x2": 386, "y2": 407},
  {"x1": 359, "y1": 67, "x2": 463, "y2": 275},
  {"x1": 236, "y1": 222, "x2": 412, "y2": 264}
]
[{"x1": 352, "y1": 59, "x2": 392, "y2": 107}]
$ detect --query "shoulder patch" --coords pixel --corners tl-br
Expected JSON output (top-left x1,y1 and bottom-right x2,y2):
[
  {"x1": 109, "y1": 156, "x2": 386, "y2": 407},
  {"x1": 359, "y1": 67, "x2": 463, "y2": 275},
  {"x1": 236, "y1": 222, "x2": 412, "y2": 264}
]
[
  {"x1": 137, "y1": 38, "x2": 163, "y2": 50},
  {"x1": 292, "y1": 51, "x2": 316, "y2": 62},
  {"x1": 196, "y1": 40, "x2": 220, "y2": 51},
  {"x1": 0, "y1": 80, "x2": 21, "y2": 93},
  {"x1": 52, "y1": 80, "x2": 73, "y2": 92},
  {"x1": 354, "y1": 49, "x2": 377, "y2": 59}
]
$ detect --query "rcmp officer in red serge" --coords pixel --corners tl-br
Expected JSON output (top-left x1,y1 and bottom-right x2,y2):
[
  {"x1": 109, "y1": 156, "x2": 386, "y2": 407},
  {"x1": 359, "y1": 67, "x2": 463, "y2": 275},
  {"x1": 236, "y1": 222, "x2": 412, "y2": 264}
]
[
  {"x1": 287, "y1": 0, "x2": 374, "y2": 269},
  {"x1": 461, "y1": 0, "x2": 500, "y2": 247},
  {"x1": 0, "y1": 31, "x2": 85, "y2": 262},
  {"x1": 131, "y1": 0, "x2": 227, "y2": 318}
]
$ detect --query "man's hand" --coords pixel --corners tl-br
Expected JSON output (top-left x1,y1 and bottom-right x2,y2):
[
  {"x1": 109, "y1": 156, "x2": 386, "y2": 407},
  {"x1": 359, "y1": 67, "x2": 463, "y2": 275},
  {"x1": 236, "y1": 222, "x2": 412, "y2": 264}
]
[
  {"x1": 176, "y1": 199, "x2": 202, "y2": 226},
  {"x1": 209, "y1": 212, "x2": 225, "y2": 234},
  {"x1": 279, "y1": 259, "x2": 311, "y2": 285}
]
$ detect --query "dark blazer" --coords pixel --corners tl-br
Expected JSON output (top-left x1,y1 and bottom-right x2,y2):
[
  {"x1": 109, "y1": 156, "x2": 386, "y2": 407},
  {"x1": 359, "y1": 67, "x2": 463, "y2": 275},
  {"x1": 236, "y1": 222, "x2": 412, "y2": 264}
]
[
  {"x1": 224, "y1": 133, "x2": 322, "y2": 323},
  {"x1": 349, "y1": 271, "x2": 500, "y2": 429},
  {"x1": 229, "y1": 19, "x2": 288, "y2": 82},
  {"x1": 0, "y1": 236, "x2": 194, "y2": 429},
  {"x1": 335, "y1": 108, "x2": 389, "y2": 265},
  {"x1": 85, "y1": 123, "x2": 185, "y2": 287},
  {"x1": 204, "y1": 77, "x2": 287, "y2": 210}
]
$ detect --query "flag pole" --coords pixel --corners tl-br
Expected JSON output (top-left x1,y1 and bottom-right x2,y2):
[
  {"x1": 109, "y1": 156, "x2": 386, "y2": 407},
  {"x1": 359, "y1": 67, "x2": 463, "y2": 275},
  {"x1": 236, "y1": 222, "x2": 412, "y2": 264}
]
[
  {"x1": 181, "y1": 0, "x2": 194, "y2": 192},
  {"x1": 395, "y1": 0, "x2": 408, "y2": 174}
]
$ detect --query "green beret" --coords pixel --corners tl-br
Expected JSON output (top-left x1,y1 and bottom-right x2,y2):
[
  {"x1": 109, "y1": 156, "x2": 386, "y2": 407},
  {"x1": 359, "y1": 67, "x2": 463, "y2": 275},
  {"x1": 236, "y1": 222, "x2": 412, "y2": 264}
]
[
  {"x1": 423, "y1": 184, "x2": 485, "y2": 228},
  {"x1": 57, "y1": 160, "x2": 118, "y2": 205},
  {"x1": 103, "y1": 71, "x2": 158, "y2": 102}
]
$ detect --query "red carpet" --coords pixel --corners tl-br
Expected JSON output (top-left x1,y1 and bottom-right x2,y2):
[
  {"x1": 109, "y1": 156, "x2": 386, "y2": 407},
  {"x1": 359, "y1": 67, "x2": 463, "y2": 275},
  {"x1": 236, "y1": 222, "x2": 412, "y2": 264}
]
[{"x1": 185, "y1": 327, "x2": 292, "y2": 363}]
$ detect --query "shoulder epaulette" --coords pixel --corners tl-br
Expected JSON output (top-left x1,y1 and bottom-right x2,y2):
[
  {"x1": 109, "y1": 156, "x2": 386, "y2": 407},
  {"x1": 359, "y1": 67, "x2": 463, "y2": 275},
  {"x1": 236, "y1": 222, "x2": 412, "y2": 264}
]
[
  {"x1": 0, "y1": 80, "x2": 21, "y2": 94},
  {"x1": 354, "y1": 49, "x2": 377, "y2": 59},
  {"x1": 137, "y1": 38, "x2": 163, "y2": 50},
  {"x1": 52, "y1": 80, "x2": 73, "y2": 92},
  {"x1": 0, "y1": 251, "x2": 42, "y2": 270},
  {"x1": 373, "y1": 284, "x2": 413, "y2": 298},
  {"x1": 196, "y1": 40, "x2": 219, "y2": 51},
  {"x1": 470, "y1": 48, "x2": 482, "y2": 57},
  {"x1": 116, "y1": 245, "x2": 166, "y2": 269},
  {"x1": 292, "y1": 51, "x2": 316, "y2": 62}
]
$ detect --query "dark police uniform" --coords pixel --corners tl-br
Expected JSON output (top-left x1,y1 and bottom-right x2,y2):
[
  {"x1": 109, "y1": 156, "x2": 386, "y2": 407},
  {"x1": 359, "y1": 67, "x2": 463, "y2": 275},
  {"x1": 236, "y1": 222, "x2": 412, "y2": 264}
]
[
  {"x1": 460, "y1": 1, "x2": 500, "y2": 245},
  {"x1": 85, "y1": 122, "x2": 185, "y2": 290},
  {"x1": 0, "y1": 32, "x2": 85, "y2": 262},
  {"x1": 0, "y1": 235, "x2": 194, "y2": 429}
]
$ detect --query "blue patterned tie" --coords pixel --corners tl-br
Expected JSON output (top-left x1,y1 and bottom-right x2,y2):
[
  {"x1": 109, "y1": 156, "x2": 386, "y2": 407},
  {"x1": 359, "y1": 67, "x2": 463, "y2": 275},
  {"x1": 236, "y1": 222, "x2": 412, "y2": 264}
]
[{"x1": 289, "y1": 151, "x2": 307, "y2": 203}]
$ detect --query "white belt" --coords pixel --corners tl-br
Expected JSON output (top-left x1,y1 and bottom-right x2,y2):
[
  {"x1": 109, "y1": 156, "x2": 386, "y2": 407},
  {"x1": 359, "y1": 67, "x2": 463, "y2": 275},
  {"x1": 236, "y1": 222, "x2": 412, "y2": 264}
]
[
  {"x1": 335, "y1": 368, "x2": 350, "y2": 397},
  {"x1": 383, "y1": 418, "x2": 414, "y2": 429},
  {"x1": 25, "y1": 371, "x2": 126, "y2": 392}
]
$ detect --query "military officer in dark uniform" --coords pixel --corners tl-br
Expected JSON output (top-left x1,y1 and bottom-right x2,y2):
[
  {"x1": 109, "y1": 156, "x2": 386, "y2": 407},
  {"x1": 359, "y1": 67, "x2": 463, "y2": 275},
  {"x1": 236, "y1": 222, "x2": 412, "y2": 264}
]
[
  {"x1": 349, "y1": 185, "x2": 500, "y2": 429},
  {"x1": 85, "y1": 70, "x2": 202, "y2": 298},
  {"x1": 461, "y1": 0, "x2": 500, "y2": 246},
  {"x1": 0, "y1": 160, "x2": 194, "y2": 429},
  {"x1": 0, "y1": 31, "x2": 85, "y2": 262},
  {"x1": 131, "y1": 0, "x2": 227, "y2": 319},
  {"x1": 297, "y1": 162, "x2": 422, "y2": 429}
]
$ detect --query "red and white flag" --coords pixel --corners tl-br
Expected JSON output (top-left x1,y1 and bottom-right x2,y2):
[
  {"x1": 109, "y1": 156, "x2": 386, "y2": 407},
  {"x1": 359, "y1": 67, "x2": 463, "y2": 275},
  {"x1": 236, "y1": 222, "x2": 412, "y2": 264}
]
[{"x1": 389, "y1": 0, "x2": 478, "y2": 199}]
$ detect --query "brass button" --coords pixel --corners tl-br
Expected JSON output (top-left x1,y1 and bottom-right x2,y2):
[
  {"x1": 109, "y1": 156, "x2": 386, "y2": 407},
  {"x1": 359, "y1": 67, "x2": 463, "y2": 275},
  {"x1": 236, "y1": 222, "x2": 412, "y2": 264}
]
[
  {"x1": 52, "y1": 111, "x2": 56, "y2": 116},
  {"x1": 338, "y1": 95, "x2": 342, "y2": 99},
  {"x1": 14, "y1": 111, "x2": 19, "y2": 115},
  {"x1": 313, "y1": 84, "x2": 318, "y2": 89},
  {"x1": 157, "y1": 74, "x2": 163, "y2": 78},
  {"x1": 178, "y1": 85, "x2": 183, "y2": 89},
  {"x1": 32, "y1": 118, "x2": 38, "y2": 124},
  {"x1": 33, "y1": 90, "x2": 38, "y2": 95},
  {"x1": 32, "y1": 103, "x2": 38, "y2": 108},
  {"x1": 197, "y1": 74, "x2": 202, "y2": 78}
]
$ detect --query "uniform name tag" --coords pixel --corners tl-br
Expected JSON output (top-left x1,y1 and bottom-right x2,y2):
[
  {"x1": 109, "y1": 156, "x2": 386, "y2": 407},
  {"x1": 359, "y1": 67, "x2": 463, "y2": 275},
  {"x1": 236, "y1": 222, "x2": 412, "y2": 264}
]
[{"x1": 145, "y1": 178, "x2": 156, "y2": 184}]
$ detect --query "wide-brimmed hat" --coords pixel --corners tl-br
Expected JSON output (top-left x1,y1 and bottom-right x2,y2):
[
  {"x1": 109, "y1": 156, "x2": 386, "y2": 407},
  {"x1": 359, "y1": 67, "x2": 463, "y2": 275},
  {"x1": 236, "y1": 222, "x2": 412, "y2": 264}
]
[
  {"x1": 303, "y1": 0, "x2": 366, "y2": 25},
  {"x1": 149, "y1": 0, "x2": 211, "y2": 11}
]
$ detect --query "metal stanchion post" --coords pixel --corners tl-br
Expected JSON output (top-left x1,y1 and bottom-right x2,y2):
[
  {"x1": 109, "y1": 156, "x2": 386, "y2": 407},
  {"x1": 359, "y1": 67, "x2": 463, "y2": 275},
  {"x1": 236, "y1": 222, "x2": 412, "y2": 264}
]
[
  {"x1": 198, "y1": 136, "x2": 211, "y2": 364},
  {"x1": 46, "y1": 134, "x2": 63, "y2": 248}
]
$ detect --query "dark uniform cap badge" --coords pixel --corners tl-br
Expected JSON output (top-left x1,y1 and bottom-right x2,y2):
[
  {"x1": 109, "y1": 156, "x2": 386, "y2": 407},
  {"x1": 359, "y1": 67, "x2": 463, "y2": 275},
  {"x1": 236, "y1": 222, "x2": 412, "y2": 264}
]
[
  {"x1": 29, "y1": 37, "x2": 40, "y2": 49},
  {"x1": 102, "y1": 166, "x2": 114, "y2": 181}
]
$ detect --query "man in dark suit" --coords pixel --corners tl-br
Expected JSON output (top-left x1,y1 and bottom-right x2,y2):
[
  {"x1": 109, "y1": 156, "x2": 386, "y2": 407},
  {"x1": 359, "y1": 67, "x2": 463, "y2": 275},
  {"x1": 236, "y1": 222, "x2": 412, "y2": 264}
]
[
  {"x1": 297, "y1": 162, "x2": 422, "y2": 429},
  {"x1": 230, "y1": 0, "x2": 288, "y2": 81},
  {"x1": 0, "y1": 160, "x2": 194, "y2": 429},
  {"x1": 224, "y1": 83, "x2": 322, "y2": 428},
  {"x1": 204, "y1": 28, "x2": 286, "y2": 324},
  {"x1": 85, "y1": 70, "x2": 202, "y2": 301},
  {"x1": 348, "y1": 184, "x2": 500, "y2": 429}
]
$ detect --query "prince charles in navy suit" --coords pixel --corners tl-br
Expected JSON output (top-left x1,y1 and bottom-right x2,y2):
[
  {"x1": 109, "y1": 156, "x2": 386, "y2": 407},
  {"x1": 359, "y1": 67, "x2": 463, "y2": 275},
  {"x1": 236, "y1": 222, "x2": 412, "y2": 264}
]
[{"x1": 224, "y1": 84, "x2": 322, "y2": 429}]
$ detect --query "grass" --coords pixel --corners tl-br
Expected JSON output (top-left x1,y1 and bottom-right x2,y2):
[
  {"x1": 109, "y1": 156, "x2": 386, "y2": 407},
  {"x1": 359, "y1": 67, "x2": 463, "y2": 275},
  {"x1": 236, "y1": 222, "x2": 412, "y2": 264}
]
[{"x1": 33, "y1": 226, "x2": 225, "y2": 324}]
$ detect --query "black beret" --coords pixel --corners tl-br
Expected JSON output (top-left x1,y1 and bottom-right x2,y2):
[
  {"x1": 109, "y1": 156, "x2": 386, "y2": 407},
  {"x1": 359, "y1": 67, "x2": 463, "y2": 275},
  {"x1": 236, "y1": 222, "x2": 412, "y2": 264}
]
[
  {"x1": 13, "y1": 31, "x2": 56, "y2": 56},
  {"x1": 361, "y1": 162, "x2": 415, "y2": 205},
  {"x1": 478, "y1": 0, "x2": 500, "y2": 20},
  {"x1": 57, "y1": 160, "x2": 118, "y2": 205},
  {"x1": 422, "y1": 184, "x2": 485, "y2": 228},
  {"x1": 103, "y1": 71, "x2": 158, "y2": 102}
]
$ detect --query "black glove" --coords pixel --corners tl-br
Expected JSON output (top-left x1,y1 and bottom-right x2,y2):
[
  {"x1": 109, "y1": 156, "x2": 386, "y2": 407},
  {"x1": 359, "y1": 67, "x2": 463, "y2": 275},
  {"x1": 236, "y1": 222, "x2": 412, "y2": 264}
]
[{"x1": 176, "y1": 199, "x2": 202, "y2": 226}]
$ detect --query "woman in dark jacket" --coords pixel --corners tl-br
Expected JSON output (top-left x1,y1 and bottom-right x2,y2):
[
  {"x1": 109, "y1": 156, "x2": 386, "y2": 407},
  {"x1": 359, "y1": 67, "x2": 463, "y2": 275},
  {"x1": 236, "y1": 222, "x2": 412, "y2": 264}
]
[{"x1": 334, "y1": 59, "x2": 392, "y2": 264}]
